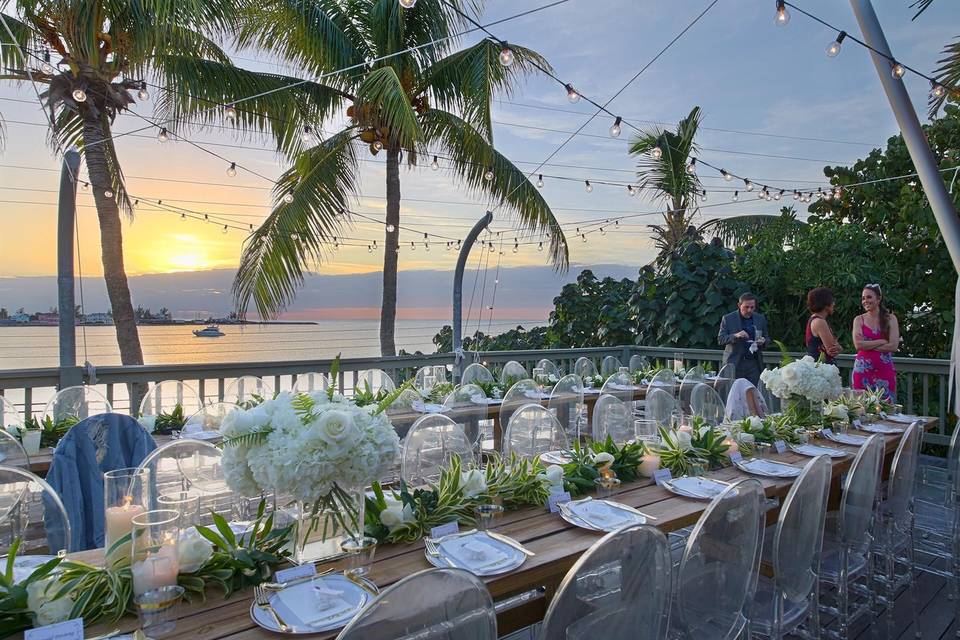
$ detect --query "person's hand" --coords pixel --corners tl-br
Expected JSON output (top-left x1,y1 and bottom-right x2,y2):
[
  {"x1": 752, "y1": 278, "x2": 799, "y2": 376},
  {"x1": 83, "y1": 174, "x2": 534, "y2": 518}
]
[
  {"x1": 828, "y1": 345, "x2": 842, "y2": 357},
  {"x1": 756, "y1": 337, "x2": 766, "y2": 346},
  {"x1": 734, "y1": 330, "x2": 749, "y2": 340}
]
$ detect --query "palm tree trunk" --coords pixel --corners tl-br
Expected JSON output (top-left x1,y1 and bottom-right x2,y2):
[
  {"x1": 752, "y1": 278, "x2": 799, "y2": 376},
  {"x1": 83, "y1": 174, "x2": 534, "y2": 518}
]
[
  {"x1": 82, "y1": 115, "x2": 146, "y2": 408},
  {"x1": 380, "y1": 145, "x2": 401, "y2": 356}
]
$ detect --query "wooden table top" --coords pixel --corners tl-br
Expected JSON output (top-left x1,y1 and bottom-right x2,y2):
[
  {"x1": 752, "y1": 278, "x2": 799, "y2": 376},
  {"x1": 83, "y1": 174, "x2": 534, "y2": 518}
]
[{"x1": 45, "y1": 415, "x2": 932, "y2": 640}]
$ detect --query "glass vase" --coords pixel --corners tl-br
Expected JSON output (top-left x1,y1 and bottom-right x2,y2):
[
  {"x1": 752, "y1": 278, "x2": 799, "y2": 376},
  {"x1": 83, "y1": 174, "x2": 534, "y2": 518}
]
[
  {"x1": 291, "y1": 485, "x2": 365, "y2": 565},
  {"x1": 104, "y1": 467, "x2": 149, "y2": 569}
]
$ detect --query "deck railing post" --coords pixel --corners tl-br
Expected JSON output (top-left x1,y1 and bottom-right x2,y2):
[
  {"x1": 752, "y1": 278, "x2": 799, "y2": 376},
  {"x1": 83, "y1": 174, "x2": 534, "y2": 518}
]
[{"x1": 57, "y1": 149, "x2": 83, "y2": 391}]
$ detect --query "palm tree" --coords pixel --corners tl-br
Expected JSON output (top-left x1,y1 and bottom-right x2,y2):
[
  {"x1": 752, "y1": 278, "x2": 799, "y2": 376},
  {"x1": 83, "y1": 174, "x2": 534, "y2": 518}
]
[
  {"x1": 0, "y1": 0, "x2": 239, "y2": 402},
  {"x1": 628, "y1": 106, "x2": 703, "y2": 255},
  {"x1": 159, "y1": 0, "x2": 568, "y2": 356}
]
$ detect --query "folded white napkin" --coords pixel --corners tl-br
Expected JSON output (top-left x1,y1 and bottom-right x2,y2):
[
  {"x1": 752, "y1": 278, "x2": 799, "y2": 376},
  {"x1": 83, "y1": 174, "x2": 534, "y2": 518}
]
[
  {"x1": 272, "y1": 579, "x2": 359, "y2": 627},
  {"x1": 573, "y1": 501, "x2": 635, "y2": 528},
  {"x1": 442, "y1": 536, "x2": 509, "y2": 570}
]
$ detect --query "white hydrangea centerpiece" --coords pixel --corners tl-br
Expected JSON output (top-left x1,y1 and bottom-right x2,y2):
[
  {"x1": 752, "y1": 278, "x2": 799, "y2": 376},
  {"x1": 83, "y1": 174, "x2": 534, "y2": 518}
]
[{"x1": 760, "y1": 355, "x2": 842, "y2": 404}]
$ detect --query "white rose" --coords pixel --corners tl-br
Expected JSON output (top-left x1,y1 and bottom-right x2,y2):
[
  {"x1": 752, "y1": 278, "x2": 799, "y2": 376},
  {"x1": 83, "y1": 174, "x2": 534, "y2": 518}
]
[
  {"x1": 748, "y1": 416, "x2": 764, "y2": 431},
  {"x1": 544, "y1": 465, "x2": 565, "y2": 487},
  {"x1": 380, "y1": 496, "x2": 415, "y2": 532},
  {"x1": 307, "y1": 409, "x2": 359, "y2": 452},
  {"x1": 27, "y1": 578, "x2": 74, "y2": 627},
  {"x1": 591, "y1": 451, "x2": 615, "y2": 469},
  {"x1": 178, "y1": 527, "x2": 215, "y2": 573},
  {"x1": 677, "y1": 431, "x2": 693, "y2": 450},
  {"x1": 138, "y1": 415, "x2": 157, "y2": 433},
  {"x1": 738, "y1": 432, "x2": 756, "y2": 446},
  {"x1": 460, "y1": 469, "x2": 487, "y2": 498}
]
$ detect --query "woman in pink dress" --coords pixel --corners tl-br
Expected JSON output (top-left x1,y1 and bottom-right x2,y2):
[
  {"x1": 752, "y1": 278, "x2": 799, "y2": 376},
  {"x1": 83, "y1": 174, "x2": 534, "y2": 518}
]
[{"x1": 852, "y1": 284, "x2": 900, "y2": 399}]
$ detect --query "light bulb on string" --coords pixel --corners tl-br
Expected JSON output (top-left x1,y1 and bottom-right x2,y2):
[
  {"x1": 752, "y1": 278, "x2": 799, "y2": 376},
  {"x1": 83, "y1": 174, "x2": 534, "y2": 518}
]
[
  {"x1": 581, "y1": 233, "x2": 587, "y2": 243},
  {"x1": 827, "y1": 31, "x2": 846, "y2": 57},
  {"x1": 744, "y1": 179, "x2": 754, "y2": 192},
  {"x1": 686, "y1": 157, "x2": 696, "y2": 174},
  {"x1": 721, "y1": 169, "x2": 732, "y2": 181},
  {"x1": 372, "y1": 140, "x2": 383, "y2": 152},
  {"x1": 226, "y1": 162, "x2": 237, "y2": 177},
  {"x1": 630, "y1": 185, "x2": 639, "y2": 197},
  {"x1": 431, "y1": 155, "x2": 439, "y2": 170},
  {"x1": 609, "y1": 116, "x2": 622, "y2": 138},
  {"x1": 498, "y1": 42, "x2": 514, "y2": 67},
  {"x1": 103, "y1": 189, "x2": 114, "y2": 198},
  {"x1": 627, "y1": 185, "x2": 634, "y2": 197},
  {"x1": 225, "y1": 104, "x2": 237, "y2": 120},
  {"x1": 283, "y1": 193, "x2": 295, "y2": 204},
  {"x1": 367, "y1": 245, "x2": 373, "y2": 253},
  {"x1": 538, "y1": 241, "x2": 543, "y2": 252},
  {"x1": 425, "y1": 242, "x2": 429, "y2": 252},
  {"x1": 600, "y1": 227, "x2": 606, "y2": 236},
  {"x1": 701, "y1": 189, "x2": 708, "y2": 201},
  {"x1": 82, "y1": 182, "x2": 89, "y2": 191},
  {"x1": 732, "y1": 191, "x2": 739, "y2": 202},
  {"x1": 484, "y1": 167, "x2": 494, "y2": 181},
  {"x1": 40, "y1": 50, "x2": 55, "y2": 75},
  {"x1": 565, "y1": 83, "x2": 580, "y2": 103},
  {"x1": 765, "y1": 193, "x2": 773, "y2": 202},
  {"x1": 72, "y1": 88, "x2": 87, "y2": 102},
  {"x1": 891, "y1": 62, "x2": 906, "y2": 79},
  {"x1": 386, "y1": 224, "x2": 395, "y2": 233},
  {"x1": 456, "y1": 240, "x2": 461, "y2": 249},
  {"x1": 775, "y1": 0, "x2": 790, "y2": 26},
  {"x1": 137, "y1": 83, "x2": 149, "y2": 100},
  {"x1": 931, "y1": 81, "x2": 946, "y2": 99},
  {"x1": 536, "y1": 174, "x2": 544, "y2": 189},
  {"x1": 301, "y1": 126, "x2": 315, "y2": 143},
  {"x1": 220, "y1": 225, "x2": 228, "y2": 234},
  {"x1": 249, "y1": 224, "x2": 254, "y2": 231},
  {"x1": 834, "y1": 186, "x2": 842, "y2": 198},
  {"x1": 157, "y1": 127, "x2": 170, "y2": 142},
  {"x1": 180, "y1": 213, "x2": 186, "y2": 221},
  {"x1": 399, "y1": 0, "x2": 416, "y2": 8},
  {"x1": 824, "y1": 190, "x2": 833, "y2": 201},
  {"x1": 775, "y1": 190, "x2": 783, "y2": 201},
  {"x1": 373, "y1": 240, "x2": 378, "y2": 248},
  {"x1": 651, "y1": 145, "x2": 663, "y2": 160},
  {"x1": 512, "y1": 243, "x2": 518, "y2": 253},
  {"x1": 793, "y1": 191, "x2": 800, "y2": 200},
  {"x1": 584, "y1": 180, "x2": 592, "y2": 193},
  {"x1": 410, "y1": 241, "x2": 415, "y2": 251}
]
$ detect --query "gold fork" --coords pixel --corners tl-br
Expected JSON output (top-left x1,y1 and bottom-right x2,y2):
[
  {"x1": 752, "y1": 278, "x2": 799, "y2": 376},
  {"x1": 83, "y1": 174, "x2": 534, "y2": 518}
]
[{"x1": 254, "y1": 585, "x2": 291, "y2": 632}]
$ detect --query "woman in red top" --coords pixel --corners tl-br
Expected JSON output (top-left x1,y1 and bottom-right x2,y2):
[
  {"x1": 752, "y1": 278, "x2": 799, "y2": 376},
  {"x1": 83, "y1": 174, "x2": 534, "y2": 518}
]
[{"x1": 852, "y1": 284, "x2": 899, "y2": 400}]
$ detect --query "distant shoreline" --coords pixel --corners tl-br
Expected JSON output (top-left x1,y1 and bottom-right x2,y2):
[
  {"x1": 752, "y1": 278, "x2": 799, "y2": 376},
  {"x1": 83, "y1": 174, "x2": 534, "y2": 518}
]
[{"x1": 0, "y1": 320, "x2": 318, "y2": 327}]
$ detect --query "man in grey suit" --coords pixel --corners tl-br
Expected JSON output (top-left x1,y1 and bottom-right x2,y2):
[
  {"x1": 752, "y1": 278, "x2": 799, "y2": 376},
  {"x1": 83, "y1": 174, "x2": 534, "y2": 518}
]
[{"x1": 718, "y1": 292, "x2": 769, "y2": 386}]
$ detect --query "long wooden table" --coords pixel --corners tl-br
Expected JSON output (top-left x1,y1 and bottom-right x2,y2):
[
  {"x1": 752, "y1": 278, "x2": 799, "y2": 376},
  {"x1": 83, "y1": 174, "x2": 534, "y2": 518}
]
[{"x1": 45, "y1": 416, "x2": 932, "y2": 640}]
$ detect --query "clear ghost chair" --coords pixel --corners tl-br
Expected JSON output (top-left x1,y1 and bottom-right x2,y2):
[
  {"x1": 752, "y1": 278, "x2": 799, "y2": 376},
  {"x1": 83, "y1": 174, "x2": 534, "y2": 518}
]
[
  {"x1": 713, "y1": 363, "x2": 736, "y2": 404},
  {"x1": 648, "y1": 369, "x2": 677, "y2": 396},
  {"x1": 136, "y1": 440, "x2": 229, "y2": 527},
  {"x1": 574, "y1": 357, "x2": 598, "y2": 380},
  {"x1": 461, "y1": 363, "x2": 494, "y2": 386},
  {"x1": 629, "y1": 354, "x2": 650, "y2": 373},
  {"x1": 441, "y1": 384, "x2": 488, "y2": 450},
  {"x1": 184, "y1": 402, "x2": 239, "y2": 435},
  {"x1": 600, "y1": 355, "x2": 623, "y2": 377},
  {"x1": 724, "y1": 379, "x2": 767, "y2": 422},
  {"x1": 1, "y1": 396, "x2": 23, "y2": 435},
  {"x1": 401, "y1": 415, "x2": 475, "y2": 487},
  {"x1": 503, "y1": 404, "x2": 569, "y2": 460},
  {"x1": 0, "y1": 465, "x2": 72, "y2": 555},
  {"x1": 538, "y1": 524, "x2": 672, "y2": 640},
  {"x1": 138, "y1": 380, "x2": 203, "y2": 419},
  {"x1": 690, "y1": 383, "x2": 725, "y2": 425},
  {"x1": 386, "y1": 388, "x2": 424, "y2": 440},
  {"x1": 357, "y1": 369, "x2": 397, "y2": 396},
  {"x1": 291, "y1": 372, "x2": 329, "y2": 394},
  {"x1": 818, "y1": 434, "x2": 884, "y2": 639},
  {"x1": 500, "y1": 360, "x2": 529, "y2": 384},
  {"x1": 592, "y1": 394, "x2": 633, "y2": 444},
  {"x1": 536, "y1": 359, "x2": 561, "y2": 378},
  {"x1": 0, "y1": 430, "x2": 30, "y2": 469},
  {"x1": 678, "y1": 370, "x2": 705, "y2": 413},
  {"x1": 871, "y1": 422, "x2": 922, "y2": 638},
  {"x1": 414, "y1": 366, "x2": 444, "y2": 396},
  {"x1": 672, "y1": 478, "x2": 764, "y2": 639},
  {"x1": 499, "y1": 379, "x2": 541, "y2": 429},
  {"x1": 337, "y1": 567, "x2": 497, "y2": 640},
  {"x1": 600, "y1": 371, "x2": 635, "y2": 403},
  {"x1": 646, "y1": 388, "x2": 676, "y2": 427},
  {"x1": 548, "y1": 374, "x2": 585, "y2": 441},
  {"x1": 42, "y1": 385, "x2": 112, "y2": 422},
  {"x1": 224, "y1": 376, "x2": 272, "y2": 406},
  {"x1": 751, "y1": 455, "x2": 831, "y2": 638}
]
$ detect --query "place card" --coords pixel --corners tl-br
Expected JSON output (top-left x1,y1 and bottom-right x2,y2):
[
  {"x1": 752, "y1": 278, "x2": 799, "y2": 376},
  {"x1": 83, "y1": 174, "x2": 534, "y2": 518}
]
[
  {"x1": 547, "y1": 491, "x2": 572, "y2": 513},
  {"x1": 430, "y1": 521, "x2": 460, "y2": 539},
  {"x1": 729, "y1": 451, "x2": 743, "y2": 463},
  {"x1": 274, "y1": 562, "x2": 316, "y2": 583},
  {"x1": 653, "y1": 468, "x2": 673, "y2": 486},
  {"x1": 25, "y1": 618, "x2": 82, "y2": 640},
  {"x1": 774, "y1": 440, "x2": 786, "y2": 454}
]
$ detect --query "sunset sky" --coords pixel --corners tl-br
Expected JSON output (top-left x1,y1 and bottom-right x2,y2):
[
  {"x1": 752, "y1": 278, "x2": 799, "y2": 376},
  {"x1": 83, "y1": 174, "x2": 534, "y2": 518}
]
[{"x1": 1, "y1": 0, "x2": 956, "y2": 285}]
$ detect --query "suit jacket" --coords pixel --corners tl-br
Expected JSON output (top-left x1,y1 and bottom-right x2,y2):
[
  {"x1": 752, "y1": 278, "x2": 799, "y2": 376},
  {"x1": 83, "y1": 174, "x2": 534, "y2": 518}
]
[{"x1": 718, "y1": 310, "x2": 769, "y2": 369}]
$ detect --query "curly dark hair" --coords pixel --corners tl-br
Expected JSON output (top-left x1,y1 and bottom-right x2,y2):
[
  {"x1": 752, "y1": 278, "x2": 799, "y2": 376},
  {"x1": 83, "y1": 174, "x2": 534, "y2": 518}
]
[{"x1": 807, "y1": 287, "x2": 835, "y2": 313}]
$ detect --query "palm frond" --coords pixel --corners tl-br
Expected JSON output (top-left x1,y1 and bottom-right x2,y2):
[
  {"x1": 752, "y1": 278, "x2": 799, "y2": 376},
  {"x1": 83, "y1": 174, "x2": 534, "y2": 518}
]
[
  {"x1": 700, "y1": 210, "x2": 806, "y2": 248},
  {"x1": 354, "y1": 66, "x2": 423, "y2": 149},
  {"x1": 366, "y1": 0, "x2": 478, "y2": 68},
  {"x1": 233, "y1": 129, "x2": 360, "y2": 318},
  {"x1": 421, "y1": 107, "x2": 568, "y2": 271},
  {"x1": 929, "y1": 37, "x2": 960, "y2": 117},
  {"x1": 628, "y1": 105, "x2": 702, "y2": 211},
  {"x1": 910, "y1": 0, "x2": 936, "y2": 20},
  {"x1": 153, "y1": 56, "x2": 349, "y2": 157},
  {"x1": 0, "y1": 12, "x2": 32, "y2": 71},
  {"x1": 420, "y1": 37, "x2": 552, "y2": 139}
]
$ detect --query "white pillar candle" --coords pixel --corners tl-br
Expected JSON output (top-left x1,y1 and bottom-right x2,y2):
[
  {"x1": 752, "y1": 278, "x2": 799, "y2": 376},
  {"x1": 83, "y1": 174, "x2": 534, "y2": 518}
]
[
  {"x1": 132, "y1": 545, "x2": 179, "y2": 596},
  {"x1": 105, "y1": 497, "x2": 146, "y2": 566},
  {"x1": 639, "y1": 453, "x2": 661, "y2": 477},
  {"x1": 723, "y1": 437, "x2": 740, "y2": 457},
  {"x1": 21, "y1": 430, "x2": 41, "y2": 456}
]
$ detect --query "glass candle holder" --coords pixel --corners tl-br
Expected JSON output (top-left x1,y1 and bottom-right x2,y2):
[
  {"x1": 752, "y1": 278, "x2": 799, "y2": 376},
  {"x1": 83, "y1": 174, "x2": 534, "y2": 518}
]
[
  {"x1": 131, "y1": 509, "x2": 180, "y2": 597},
  {"x1": 474, "y1": 503, "x2": 504, "y2": 531},
  {"x1": 794, "y1": 428, "x2": 811, "y2": 445},
  {"x1": 104, "y1": 467, "x2": 149, "y2": 568},
  {"x1": 135, "y1": 584, "x2": 184, "y2": 638},
  {"x1": 339, "y1": 535, "x2": 378, "y2": 578},
  {"x1": 20, "y1": 428, "x2": 41, "y2": 456},
  {"x1": 593, "y1": 476, "x2": 621, "y2": 498},
  {"x1": 618, "y1": 366, "x2": 630, "y2": 375},
  {"x1": 158, "y1": 491, "x2": 200, "y2": 529},
  {"x1": 688, "y1": 462, "x2": 707, "y2": 477}
]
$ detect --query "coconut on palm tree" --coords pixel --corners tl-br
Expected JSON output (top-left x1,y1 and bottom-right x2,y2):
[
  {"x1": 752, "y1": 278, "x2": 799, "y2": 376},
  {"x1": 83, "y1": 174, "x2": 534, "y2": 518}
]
[
  {"x1": 160, "y1": 0, "x2": 568, "y2": 356},
  {"x1": 0, "y1": 0, "x2": 240, "y2": 403}
]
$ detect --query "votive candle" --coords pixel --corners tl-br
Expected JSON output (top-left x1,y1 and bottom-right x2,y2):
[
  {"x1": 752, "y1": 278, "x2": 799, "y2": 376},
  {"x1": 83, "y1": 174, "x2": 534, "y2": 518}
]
[{"x1": 639, "y1": 453, "x2": 661, "y2": 477}]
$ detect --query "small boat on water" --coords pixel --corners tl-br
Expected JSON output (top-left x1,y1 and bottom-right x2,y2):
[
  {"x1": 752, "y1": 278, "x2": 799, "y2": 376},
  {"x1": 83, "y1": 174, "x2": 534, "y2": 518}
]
[{"x1": 193, "y1": 325, "x2": 225, "y2": 337}]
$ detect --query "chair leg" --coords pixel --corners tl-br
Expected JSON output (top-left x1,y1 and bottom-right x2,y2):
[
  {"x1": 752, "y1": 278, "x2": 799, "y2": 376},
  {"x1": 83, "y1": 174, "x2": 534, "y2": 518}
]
[
  {"x1": 907, "y1": 529, "x2": 922, "y2": 639},
  {"x1": 884, "y1": 550, "x2": 896, "y2": 640},
  {"x1": 838, "y1": 568, "x2": 851, "y2": 640}
]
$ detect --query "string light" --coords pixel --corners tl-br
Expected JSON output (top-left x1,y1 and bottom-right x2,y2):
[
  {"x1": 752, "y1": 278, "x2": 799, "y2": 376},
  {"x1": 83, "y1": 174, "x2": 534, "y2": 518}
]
[
  {"x1": 372, "y1": 140, "x2": 383, "y2": 152},
  {"x1": 584, "y1": 180, "x2": 593, "y2": 193},
  {"x1": 181, "y1": 213, "x2": 186, "y2": 220},
  {"x1": 512, "y1": 242, "x2": 518, "y2": 253},
  {"x1": 536, "y1": 174, "x2": 544, "y2": 188},
  {"x1": 222, "y1": 225, "x2": 228, "y2": 234},
  {"x1": 282, "y1": 193, "x2": 294, "y2": 204},
  {"x1": 226, "y1": 162, "x2": 237, "y2": 177},
  {"x1": 410, "y1": 241, "x2": 415, "y2": 251},
  {"x1": 701, "y1": 189, "x2": 707, "y2": 201},
  {"x1": 399, "y1": 0, "x2": 417, "y2": 8},
  {"x1": 581, "y1": 233, "x2": 587, "y2": 242},
  {"x1": 732, "y1": 190, "x2": 739, "y2": 202},
  {"x1": 651, "y1": 145, "x2": 663, "y2": 160},
  {"x1": 775, "y1": 189, "x2": 783, "y2": 201},
  {"x1": 40, "y1": 50, "x2": 54, "y2": 75},
  {"x1": 774, "y1": 0, "x2": 790, "y2": 26},
  {"x1": 744, "y1": 179, "x2": 754, "y2": 192},
  {"x1": 484, "y1": 167, "x2": 494, "y2": 181},
  {"x1": 137, "y1": 82, "x2": 150, "y2": 100},
  {"x1": 826, "y1": 31, "x2": 846, "y2": 57},
  {"x1": 565, "y1": 83, "x2": 580, "y2": 103},
  {"x1": 891, "y1": 62, "x2": 906, "y2": 79},
  {"x1": 538, "y1": 241, "x2": 544, "y2": 251},
  {"x1": 368, "y1": 245, "x2": 373, "y2": 253},
  {"x1": 498, "y1": 42, "x2": 514, "y2": 67},
  {"x1": 720, "y1": 169, "x2": 732, "y2": 181},
  {"x1": 301, "y1": 126, "x2": 315, "y2": 143},
  {"x1": 431, "y1": 155, "x2": 439, "y2": 170},
  {"x1": 103, "y1": 189, "x2": 113, "y2": 198},
  {"x1": 931, "y1": 81, "x2": 946, "y2": 99},
  {"x1": 81, "y1": 182, "x2": 89, "y2": 191},
  {"x1": 609, "y1": 116, "x2": 622, "y2": 138},
  {"x1": 600, "y1": 226, "x2": 606, "y2": 236},
  {"x1": 386, "y1": 224, "x2": 395, "y2": 233},
  {"x1": 157, "y1": 127, "x2": 170, "y2": 142},
  {"x1": 72, "y1": 88, "x2": 86, "y2": 102},
  {"x1": 627, "y1": 185, "x2": 634, "y2": 196},
  {"x1": 793, "y1": 190, "x2": 800, "y2": 200},
  {"x1": 686, "y1": 157, "x2": 697, "y2": 174},
  {"x1": 225, "y1": 104, "x2": 237, "y2": 120},
  {"x1": 630, "y1": 185, "x2": 638, "y2": 197}
]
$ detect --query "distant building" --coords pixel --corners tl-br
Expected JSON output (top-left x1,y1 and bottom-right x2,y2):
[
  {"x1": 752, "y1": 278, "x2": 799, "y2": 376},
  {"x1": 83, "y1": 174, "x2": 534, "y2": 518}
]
[
  {"x1": 83, "y1": 313, "x2": 113, "y2": 325},
  {"x1": 10, "y1": 313, "x2": 29, "y2": 323},
  {"x1": 35, "y1": 312, "x2": 58, "y2": 324}
]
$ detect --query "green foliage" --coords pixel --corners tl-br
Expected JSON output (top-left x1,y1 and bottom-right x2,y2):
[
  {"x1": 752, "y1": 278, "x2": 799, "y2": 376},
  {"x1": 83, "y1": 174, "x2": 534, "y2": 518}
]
[
  {"x1": 22, "y1": 415, "x2": 79, "y2": 448},
  {"x1": 547, "y1": 270, "x2": 636, "y2": 347},
  {"x1": 431, "y1": 324, "x2": 549, "y2": 353},
  {"x1": 630, "y1": 237, "x2": 748, "y2": 348},
  {"x1": 688, "y1": 417, "x2": 731, "y2": 469},
  {"x1": 150, "y1": 404, "x2": 187, "y2": 435},
  {"x1": 0, "y1": 539, "x2": 64, "y2": 636},
  {"x1": 561, "y1": 438, "x2": 644, "y2": 495}
]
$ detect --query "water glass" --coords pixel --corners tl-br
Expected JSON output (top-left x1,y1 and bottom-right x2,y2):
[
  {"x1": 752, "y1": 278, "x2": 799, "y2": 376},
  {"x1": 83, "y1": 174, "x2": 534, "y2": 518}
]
[
  {"x1": 794, "y1": 428, "x2": 811, "y2": 445},
  {"x1": 618, "y1": 366, "x2": 630, "y2": 375},
  {"x1": 135, "y1": 585, "x2": 184, "y2": 638},
  {"x1": 593, "y1": 476, "x2": 621, "y2": 499},
  {"x1": 755, "y1": 443, "x2": 772, "y2": 459},
  {"x1": 339, "y1": 535, "x2": 377, "y2": 578},
  {"x1": 474, "y1": 503, "x2": 504, "y2": 531},
  {"x1": 893, "y1": 404, "x2": 904, "y2": 415},
  {"x1": 634, "y1": 419, "x2": 658, "y2": 443},
  {"x1": 131, "y1": 509, "x2": 180, "y2": 597},
  {"x1": 157, "y1": 491, "x2": 200, "y2": 528},
  {"x1": 104, "y1": 467, "x2": 149, "y2": 568},
  {"x1": 688, "y1": 462, "x2": 707, "y2": 477}
]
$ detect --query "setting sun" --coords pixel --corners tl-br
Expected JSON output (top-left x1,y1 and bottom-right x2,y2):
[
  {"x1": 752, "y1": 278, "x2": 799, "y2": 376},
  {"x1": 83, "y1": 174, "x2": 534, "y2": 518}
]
[{"x1": 165, "y1": 252, "x2": 211, "y2": 272}]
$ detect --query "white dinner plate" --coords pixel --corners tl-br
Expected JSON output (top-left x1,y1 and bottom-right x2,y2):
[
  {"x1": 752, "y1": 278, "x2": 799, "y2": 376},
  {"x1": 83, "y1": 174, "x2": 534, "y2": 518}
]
[
  {"x1": 734, "y1": 458, "x2": 803, "y2": 478},
  {"x1": 821, "y1": 430, "x2": 869, "y2": 446},
  {"x1": 249, "y1": 573, "x2": 371, "y2": 634},
  {"x1": 424, "y1": 531, "x2": 525, "y2": 576},
  {"x1": 558, "y1": 498, "x2": 647, "y2": 532},
  {"x1": 523, "y1": 390, "x2": 553, "y2": 400},
  {"x1": 539, "y1": 450, "x2": 573, "y2": 465},
  {"x1": 789, "y1": 443, "x2": 849, "y2": 459},
  {"x1": 470, "y1": 396, "x2": 502, "y2": 405},
  {"x1": 9, "y1": 555, "x2": 58, "y2": 584},
  {"x1": 412, "y1": 401, "x2": 447, "y2": 414},
  {"x1": 179, "y1": 429, "x2": 222, "y2": 441},
  {"x1": 885, "y1": 413, "x2": 920, "y2": 424},
  {"x1": 662, "y1": 476, "x2": 731, "y2": 500},
  {"x1": 857, "y1": 423, "x2": 904, "y2": 435}
]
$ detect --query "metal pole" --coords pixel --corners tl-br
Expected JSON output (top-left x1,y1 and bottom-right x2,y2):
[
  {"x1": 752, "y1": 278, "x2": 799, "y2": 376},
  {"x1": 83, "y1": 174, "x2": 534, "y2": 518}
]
[
  {"x1": 57, "y1": 149, "x2": 83, "y2": 389},
  {"x1": 848, "y1": 0, "x2": 960, "y2": 270},
  {"x1": 452, "y1": 211, "x2": 494, "y2": 383}
]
